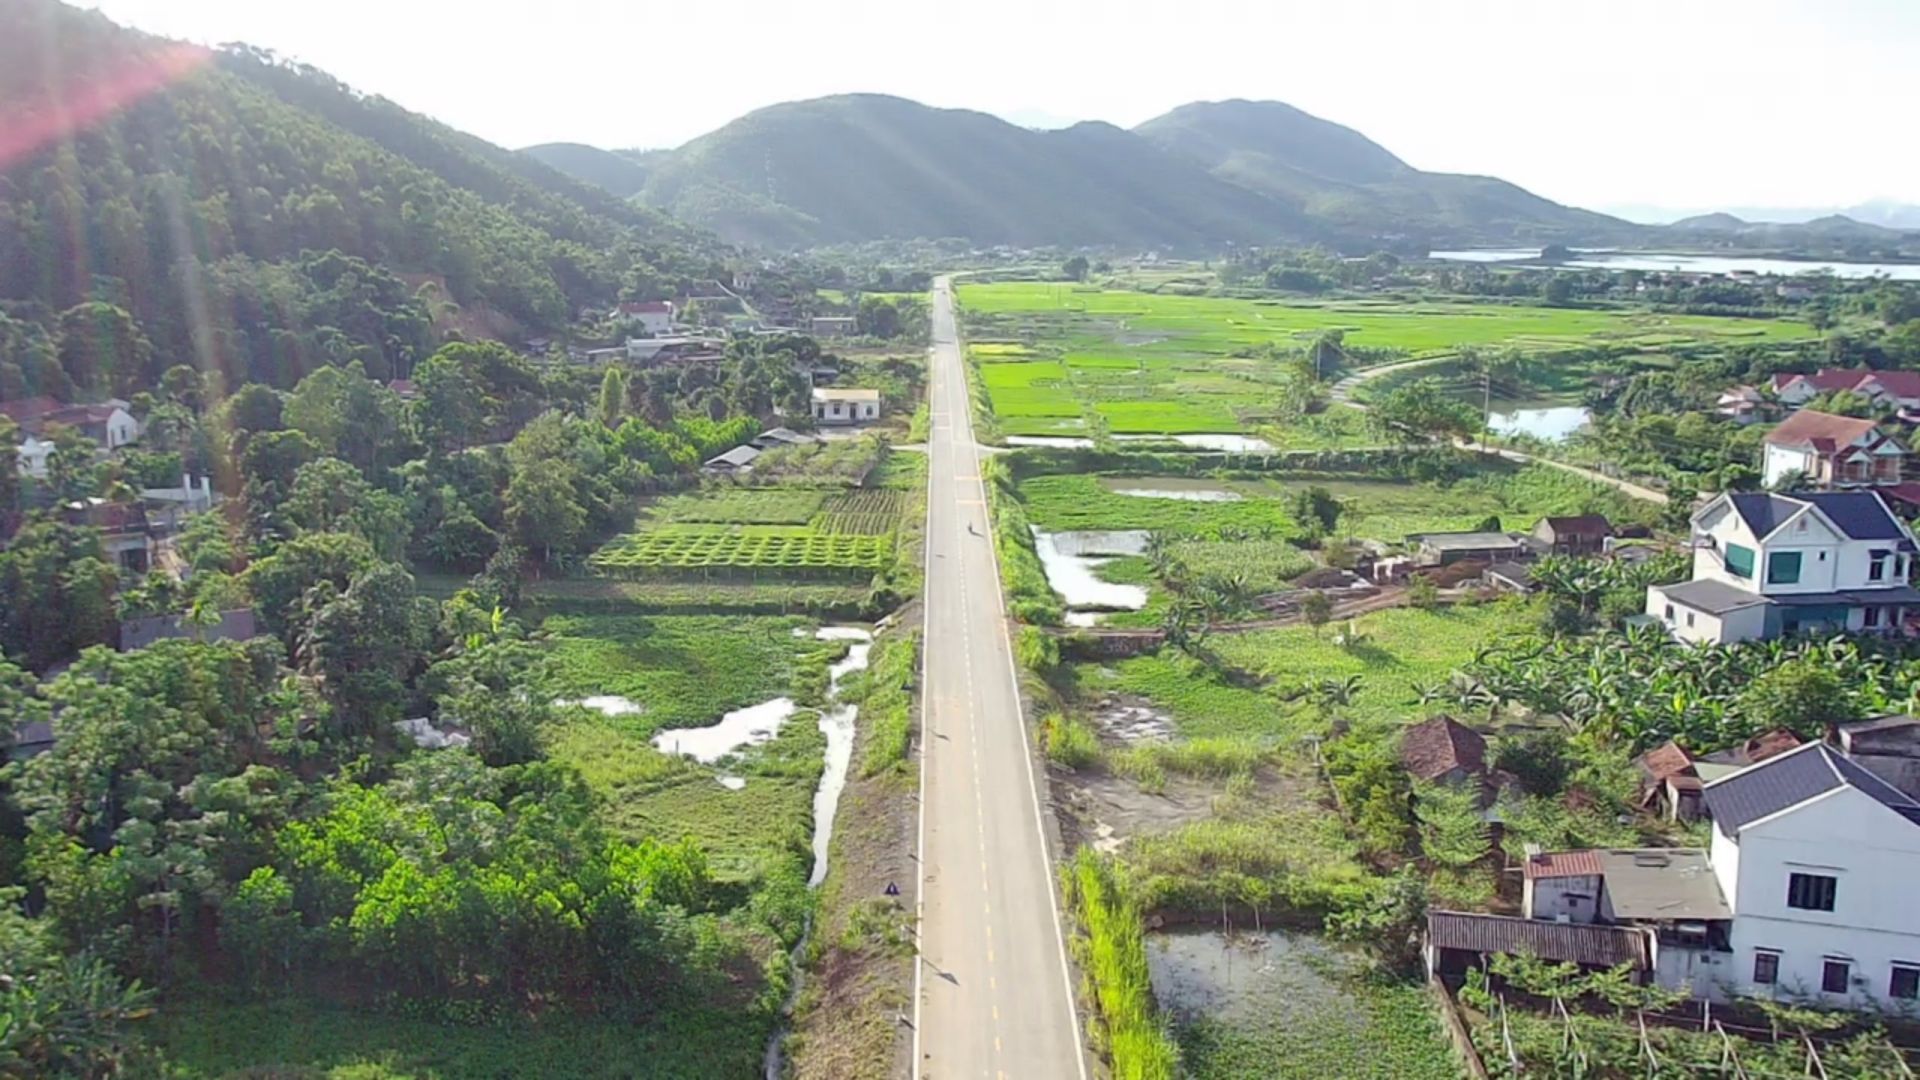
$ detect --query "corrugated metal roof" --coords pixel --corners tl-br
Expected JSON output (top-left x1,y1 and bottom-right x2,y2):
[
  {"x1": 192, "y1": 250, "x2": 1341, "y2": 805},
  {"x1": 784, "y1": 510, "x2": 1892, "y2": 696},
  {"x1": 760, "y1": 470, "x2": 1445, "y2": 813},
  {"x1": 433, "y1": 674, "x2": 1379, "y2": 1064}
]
[
  {"x1": 1427, "y1": 911, "x2": 1649, "y2": 969},
  {"x1": 1703, "y1": 742, "x2": 1920, "y2": 834}
]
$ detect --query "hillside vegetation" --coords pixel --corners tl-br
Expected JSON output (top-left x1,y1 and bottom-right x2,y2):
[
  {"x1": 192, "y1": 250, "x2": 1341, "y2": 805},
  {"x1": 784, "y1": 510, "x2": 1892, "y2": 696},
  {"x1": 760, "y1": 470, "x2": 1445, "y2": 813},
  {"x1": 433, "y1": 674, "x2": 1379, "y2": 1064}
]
[{"x1": 0, "y1": 0, "x2": 725, "y2": 394}]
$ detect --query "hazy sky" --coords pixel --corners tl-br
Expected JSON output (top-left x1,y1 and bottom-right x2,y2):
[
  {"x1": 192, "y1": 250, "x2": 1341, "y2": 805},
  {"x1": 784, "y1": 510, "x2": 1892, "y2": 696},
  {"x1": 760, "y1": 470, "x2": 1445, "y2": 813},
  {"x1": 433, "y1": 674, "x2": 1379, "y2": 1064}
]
[{"x1": 84, "y1": 0, "x2": 1920, "y2": 219}]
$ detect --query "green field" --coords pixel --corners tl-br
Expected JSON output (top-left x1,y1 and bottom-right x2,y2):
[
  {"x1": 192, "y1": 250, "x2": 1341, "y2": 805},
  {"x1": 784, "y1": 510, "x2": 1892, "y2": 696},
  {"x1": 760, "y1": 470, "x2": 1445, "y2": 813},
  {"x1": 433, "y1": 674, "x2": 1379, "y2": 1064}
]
[
  {"x1": 590, "y1": 484, "x2": 907, "y2": 579},
  {"x1": 544, "y1": 613, "x2": 812, "y2": 733},
  {"x1": 1015, "y1": 462, "x2": 1651, "y2": 542},
  {"x1": 157, "y1": 997, "x2": 763, "y2": 1079},
  {"x1": 960, "y1": 282, "x2": 1810, "y2": 438},
  {"x1": 1082, "y1": 602, "x2": 1528, "y2": 737}
]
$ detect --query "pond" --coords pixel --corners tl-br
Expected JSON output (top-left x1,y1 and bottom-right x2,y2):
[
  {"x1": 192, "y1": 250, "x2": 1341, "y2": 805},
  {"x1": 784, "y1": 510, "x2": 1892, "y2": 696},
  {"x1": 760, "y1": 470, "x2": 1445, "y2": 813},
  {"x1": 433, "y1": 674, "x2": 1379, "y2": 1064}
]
[
  {"x1": 1147, "y1": 929, "x2": 1459, "y2": 1079},
  {"x1": 1487, "y1": 404, "x2": 1590, "y2": 442},
  {"x1": 1102, "y1": 476, "x2": 1244, "y2": 502},
  {"x1": 1430, "y1": 248, "x2": 1920, "y2": 281},
  {"x1": 1033, "y1": 529, "x2": 1150, "y2": 613}
]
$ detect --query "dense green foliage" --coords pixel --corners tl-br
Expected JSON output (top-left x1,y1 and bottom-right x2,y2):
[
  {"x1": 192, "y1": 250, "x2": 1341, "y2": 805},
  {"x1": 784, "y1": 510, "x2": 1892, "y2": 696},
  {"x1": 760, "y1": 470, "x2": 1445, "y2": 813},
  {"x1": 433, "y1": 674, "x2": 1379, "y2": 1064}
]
[{"x1": 0, "y1": 0, "x2": 724, "y2": 398}]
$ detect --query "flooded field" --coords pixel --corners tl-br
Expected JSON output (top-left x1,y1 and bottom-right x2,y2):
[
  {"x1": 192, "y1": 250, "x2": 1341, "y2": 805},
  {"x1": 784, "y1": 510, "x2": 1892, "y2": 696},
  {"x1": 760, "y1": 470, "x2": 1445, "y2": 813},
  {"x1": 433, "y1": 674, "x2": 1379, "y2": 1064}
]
[
  {"x1": 1033, "y1": 529, "x2": 1151, "y2": 614},
  {"x1": 1147, "y1": 929, "x2": 1460, "y2": 1079},
  {"x1": 1102, "y1": 477, "x2": 1244, "y2": 502}
]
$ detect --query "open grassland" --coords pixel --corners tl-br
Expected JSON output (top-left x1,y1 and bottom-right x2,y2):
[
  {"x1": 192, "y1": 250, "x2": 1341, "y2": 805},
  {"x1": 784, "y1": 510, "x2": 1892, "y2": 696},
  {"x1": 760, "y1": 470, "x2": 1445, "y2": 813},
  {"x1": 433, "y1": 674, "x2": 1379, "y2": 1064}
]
[
  {"x1": 543, "y1": 613, "x2": 810, "y2": 733},
  {"x1": 1081, "y1": 602, "x2": 1528, "y2": 737},
  {"x1": 960, "y1": 282, "x2": 1809, "y2": 438},
  {"x1": 1015, "y1": 461, "x2": 1651, "y2": 542},
  {"x1": 156, "y1": 997, "x2": 764, "y2": 1079},
  {"x1": 959, "y1": 282, "x2": 1811, "y2": 355}
]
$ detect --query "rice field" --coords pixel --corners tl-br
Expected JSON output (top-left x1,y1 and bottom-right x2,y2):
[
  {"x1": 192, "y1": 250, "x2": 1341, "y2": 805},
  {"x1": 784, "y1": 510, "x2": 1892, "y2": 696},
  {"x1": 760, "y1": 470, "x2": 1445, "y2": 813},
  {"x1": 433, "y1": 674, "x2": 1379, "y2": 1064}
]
[{"x1": 959, "y1": 282, "x2": 1811, "y2": 438}]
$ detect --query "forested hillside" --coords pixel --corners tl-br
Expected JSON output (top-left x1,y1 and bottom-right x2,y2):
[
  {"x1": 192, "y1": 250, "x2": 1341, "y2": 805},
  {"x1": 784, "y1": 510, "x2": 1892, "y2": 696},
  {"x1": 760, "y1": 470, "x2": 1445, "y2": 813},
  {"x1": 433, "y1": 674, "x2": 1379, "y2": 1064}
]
[{"x1": 0, "y1": 0, "x2": 727, "y2": 398}]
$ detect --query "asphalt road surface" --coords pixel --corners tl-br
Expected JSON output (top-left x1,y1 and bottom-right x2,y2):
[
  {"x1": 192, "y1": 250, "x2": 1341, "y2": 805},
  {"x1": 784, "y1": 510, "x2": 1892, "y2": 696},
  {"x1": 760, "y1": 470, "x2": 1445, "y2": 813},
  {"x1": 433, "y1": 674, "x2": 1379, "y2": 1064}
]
[{"x1": 912, "y1": 277, "x2": 1088, "y2": 1079}]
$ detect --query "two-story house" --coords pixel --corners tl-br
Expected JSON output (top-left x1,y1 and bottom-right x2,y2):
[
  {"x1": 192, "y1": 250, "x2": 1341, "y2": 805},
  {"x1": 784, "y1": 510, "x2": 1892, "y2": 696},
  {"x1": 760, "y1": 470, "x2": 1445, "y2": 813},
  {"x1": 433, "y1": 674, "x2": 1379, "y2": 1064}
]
[
  {"x1": 614, "y1": 300, "x2": 674, "y2": 337},
  {"x1": 1760, "y1": 410, "x2": 1906, "y2": 489},
  {"x1": 1704, "y1": 742, "x2": 1920, "y2": 1007},
  {"x1": 1645, "y1": 490, "x2": 1920, "y2": 644},
  {"x1": 1771, "y1": 368, "x2": 1920, "y2": 414}
]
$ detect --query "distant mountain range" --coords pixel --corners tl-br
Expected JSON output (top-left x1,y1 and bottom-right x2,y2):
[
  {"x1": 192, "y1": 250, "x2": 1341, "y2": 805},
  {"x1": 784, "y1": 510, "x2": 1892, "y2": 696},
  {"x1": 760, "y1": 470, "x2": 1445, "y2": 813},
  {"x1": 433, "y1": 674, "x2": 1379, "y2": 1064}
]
[
  {"x1": 525, "y1": 95, "x2": 1641, "y2": 250},
  {"x1": 1609, "y1": 201, "x2": 1920, "y2": 230}
]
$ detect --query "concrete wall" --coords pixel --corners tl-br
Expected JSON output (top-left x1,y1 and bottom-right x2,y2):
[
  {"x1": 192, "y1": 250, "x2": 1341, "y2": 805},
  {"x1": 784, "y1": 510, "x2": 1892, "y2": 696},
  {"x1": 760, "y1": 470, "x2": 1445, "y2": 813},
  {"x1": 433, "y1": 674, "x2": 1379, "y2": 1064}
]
[{"x1": 1524, "y1": 873, "x2": 1601, "y2": 922}]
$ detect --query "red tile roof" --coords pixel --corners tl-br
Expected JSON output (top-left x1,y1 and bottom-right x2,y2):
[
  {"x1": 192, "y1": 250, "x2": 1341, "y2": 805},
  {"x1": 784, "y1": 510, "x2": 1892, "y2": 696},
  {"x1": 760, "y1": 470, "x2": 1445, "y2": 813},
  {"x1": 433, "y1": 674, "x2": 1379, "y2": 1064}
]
[
  {"x1": 1523, "y1": 849, "x2": 1604, "y2": 880},
  {"x1": 1868, "y1": 370, "x2": 1920, "y2": 399},
  {"x1": 1763, "y1": 409, "x2": 1886, "y2": 451},
  {"x1": 0, "y1": 396, "x2": 64, "y2": 424},
  {"x1": 617, "y1": 300, "x2": 673, "y2": 315},
  {"x1": 1635, "y1": 741, "x2": 1695, "y2": 783},
  {"x1": 1399, "y1": 716, "x2": 1487, "y2": 782}
]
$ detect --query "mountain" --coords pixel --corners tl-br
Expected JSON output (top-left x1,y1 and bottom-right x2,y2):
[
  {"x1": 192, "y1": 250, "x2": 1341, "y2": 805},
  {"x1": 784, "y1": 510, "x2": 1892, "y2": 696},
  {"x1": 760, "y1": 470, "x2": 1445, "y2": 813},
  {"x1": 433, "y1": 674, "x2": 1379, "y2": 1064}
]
[
  {"x1": 1132, "y1": 99, "x2": 1631, "y2": 242},
  {"x1": 1669, "y1": 212, "x2": 1750, "y2": 230},
  {"x1": 629, "y1": 94, "x2": 1308, "y2": 249},
  {"x1": 521, "y1": 142, "x2": 652, "y2": 197},
  {"x1": 0, "y1": 0, "x2": 725, "y2": 394},
  {"x1": 536, "y1": 93, "x2": 1633, "y2": 249}
]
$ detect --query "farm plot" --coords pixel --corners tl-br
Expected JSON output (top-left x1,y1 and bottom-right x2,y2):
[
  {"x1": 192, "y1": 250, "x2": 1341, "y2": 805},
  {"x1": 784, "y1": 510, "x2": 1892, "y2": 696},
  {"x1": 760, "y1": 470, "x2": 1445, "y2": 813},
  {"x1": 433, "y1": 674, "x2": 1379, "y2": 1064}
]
[
  {"x1": 818, "y1": 489, "x2": 905, "y2": 535},
  {"x1": 654, "y1": 488, "x2": 828, "y2": 525},
  {"x1": 590, "y1": 524, "x2": 891, "y2": 578}
]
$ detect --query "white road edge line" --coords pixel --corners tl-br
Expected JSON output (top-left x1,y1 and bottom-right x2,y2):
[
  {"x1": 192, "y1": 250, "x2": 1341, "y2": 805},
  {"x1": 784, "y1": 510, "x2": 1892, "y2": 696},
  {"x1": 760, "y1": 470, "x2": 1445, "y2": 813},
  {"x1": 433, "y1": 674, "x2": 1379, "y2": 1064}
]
[
  {"x1": 948, "y1": 281, "x2": 1092, "y2": 1080},
  {"x1": 910, "y1": 336, "x2": 936, "y2": 1078}
]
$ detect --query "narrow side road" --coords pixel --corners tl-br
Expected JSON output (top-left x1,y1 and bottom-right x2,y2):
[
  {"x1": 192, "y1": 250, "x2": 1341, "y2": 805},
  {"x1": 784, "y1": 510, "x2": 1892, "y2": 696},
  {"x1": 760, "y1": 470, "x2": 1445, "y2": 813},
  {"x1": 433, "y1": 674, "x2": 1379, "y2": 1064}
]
[
  {"x1": 1330, "y1": 354, "x2": 1669, "y2": 506},
  {"x1": 913, "y1": 278, "x2": 1088, "y2": 1078}
]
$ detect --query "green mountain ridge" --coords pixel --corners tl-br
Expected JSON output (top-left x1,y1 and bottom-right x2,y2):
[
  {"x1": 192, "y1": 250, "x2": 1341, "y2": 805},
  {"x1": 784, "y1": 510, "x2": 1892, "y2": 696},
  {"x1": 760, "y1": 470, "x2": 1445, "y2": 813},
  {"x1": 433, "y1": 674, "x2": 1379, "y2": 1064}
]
[
  {"x1": 520, "y1": 141, "x2": 653, "y2": 198},
  {"x1": 528, "y1": 93, "x2": 1637, "y2": 249}
]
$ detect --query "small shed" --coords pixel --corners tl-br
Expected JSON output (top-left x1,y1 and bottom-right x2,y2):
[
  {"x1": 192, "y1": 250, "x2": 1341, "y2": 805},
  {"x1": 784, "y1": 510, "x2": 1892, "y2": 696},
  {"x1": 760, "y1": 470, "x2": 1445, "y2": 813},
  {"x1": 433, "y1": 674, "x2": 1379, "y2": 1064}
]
[
  {"x1": 703, "y1": 445, "x2": 762, "y2": 472},
  {"x1": 1425, "y1": 911, "x2": 1651, "y2": 980},
  {"x1": 1521, "y1": 848, "x2": 1604, "y2": 922},
  {"x1": 1532, "y1": 515, "x2": 1613, "y2": 556},
  {"x1": 1400, "y1": 716, "x2": 1487, "y2": 786},
  {"x1": 1408, "y1": 531, "x2": 1529, "y2": 567}
]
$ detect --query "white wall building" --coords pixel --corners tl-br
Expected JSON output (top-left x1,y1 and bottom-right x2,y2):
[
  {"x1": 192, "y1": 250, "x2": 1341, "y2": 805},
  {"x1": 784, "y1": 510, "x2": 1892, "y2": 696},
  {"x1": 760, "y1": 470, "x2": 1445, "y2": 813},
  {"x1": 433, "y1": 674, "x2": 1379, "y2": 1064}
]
[
  {"x1": 1646, "y1": 490, "x2": 1920, "y2": 644},
  {"x1": 15, "y1": 434, "x2": 53, "y2": 478},
  {"x1": 1704, "y1": 743, "x2": 1920, "y2": 1008},
  {"x1": 811, "y1": 387, "x2": 880, "y2": 425},
  {"x1": 615, "y1": 300, "x2": 674, "y2": 337}
]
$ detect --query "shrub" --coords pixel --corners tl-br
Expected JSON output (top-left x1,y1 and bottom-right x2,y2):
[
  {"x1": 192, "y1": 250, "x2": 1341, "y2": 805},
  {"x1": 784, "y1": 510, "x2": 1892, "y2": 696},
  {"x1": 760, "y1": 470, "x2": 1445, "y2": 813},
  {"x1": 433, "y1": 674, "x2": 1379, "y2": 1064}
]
[
  {"x1": 1043, "y1": 713, "x2": 1101, "y2": 770},
  {"x1": 856, "y1": 631, "x2": 919, "y2": 777},
  {"x1": 1016, "y1": 624, "x2": 1060, "y2": 675},
  {"x1": 1060, "y1": 851, "x2": 1179, "y2": 1080}
]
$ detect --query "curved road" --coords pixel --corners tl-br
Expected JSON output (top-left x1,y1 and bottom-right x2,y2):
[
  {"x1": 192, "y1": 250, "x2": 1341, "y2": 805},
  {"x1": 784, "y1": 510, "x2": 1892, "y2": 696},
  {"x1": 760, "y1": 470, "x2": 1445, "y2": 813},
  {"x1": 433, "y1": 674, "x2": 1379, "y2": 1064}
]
[
  {"x1": 1330, "y1": 354, "x2": 1669, "y2": 506},
  {"x1": 913, "y1": 278, "x2": 1088, "y2": 1078}
]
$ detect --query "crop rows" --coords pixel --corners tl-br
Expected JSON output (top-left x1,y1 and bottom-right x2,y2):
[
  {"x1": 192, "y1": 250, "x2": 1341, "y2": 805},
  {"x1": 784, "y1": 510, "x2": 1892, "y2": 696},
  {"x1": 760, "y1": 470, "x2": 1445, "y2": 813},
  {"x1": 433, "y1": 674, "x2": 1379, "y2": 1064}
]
[
  {"x1": 817, "y1": 490, "x2": 905, "y2": 535},
  {"x1": 591, "y1": 528, "x2": 890, "y2": 579},
  {"x1": 655, "y1": 489, "x2": 827, "y2": 525}
]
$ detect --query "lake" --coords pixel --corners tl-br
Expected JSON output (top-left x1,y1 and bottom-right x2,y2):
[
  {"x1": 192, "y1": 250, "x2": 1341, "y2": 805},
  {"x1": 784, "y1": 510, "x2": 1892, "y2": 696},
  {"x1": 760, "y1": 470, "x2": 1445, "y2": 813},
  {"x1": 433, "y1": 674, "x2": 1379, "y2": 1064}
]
[
  {"x1": 1488, "y1": 404, "x2": 1591, "y2": 442},
  {"x1": 1430, "y1": 248, "x2": 1920, "y2": 281}
]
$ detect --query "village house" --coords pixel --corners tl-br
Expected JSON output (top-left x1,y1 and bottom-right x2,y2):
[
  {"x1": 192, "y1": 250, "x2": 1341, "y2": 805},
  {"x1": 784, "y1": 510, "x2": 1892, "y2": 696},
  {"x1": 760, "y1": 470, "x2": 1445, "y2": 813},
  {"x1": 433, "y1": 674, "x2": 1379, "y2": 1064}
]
[
  {"x1": 1, "y1": 395, "x2": 142, "y2": 451},
  {"x1": 1830, "y1": 715, "x2": 1920, "y2": 800},
  {"x1": 1633, "y1": 731, "x2": 1802, "y2": 821},
  {"x1": 1705, "y1": 742, "x2": 1920, "y2": 1006},
  {"x1": 615, "y1": 300, "x2": 675, "y2": 337},
  {"x1": 14, "y1": 433, "x2": 53, "y2": 478},
  {"x1": 1531, "y1": 514, "x2": 1613, "y2": 557},
  {"x1": 1715, "y1": 385, "x2": 1766, "y2": 425},
  {"x1": 62, "y1": 498, "x2": 153, "y2": 574},
  {"x1": 1771, "y1": 368, "x2": 1920, "y2": 415},
  {"x1": 1406, "y1": 530, "x2": 1530, "y2": 567},
  {"x1": 809, "y1": 315, "x2": 857, "y2": 338},
  {"x1": 1760, "y1": 409, "x2": 1905, "y2": 490},
  {"x1": 1646, "y1": 490, "x2": 1920, "y2": 644},
  {"x1": 811, "y1": 386, "x2": 881, "y2": 426}
]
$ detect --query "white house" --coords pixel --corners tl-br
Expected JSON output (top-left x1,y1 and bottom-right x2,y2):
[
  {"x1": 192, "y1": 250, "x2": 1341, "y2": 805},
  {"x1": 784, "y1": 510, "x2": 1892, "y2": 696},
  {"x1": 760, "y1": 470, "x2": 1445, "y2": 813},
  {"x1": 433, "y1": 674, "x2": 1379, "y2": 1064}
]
[
  {"x1": 1645, "y1": 490, "x2": 1920, "y2": 644},
  {"x1": 1771, "y1": 368, "x2": 1920, "y2": 414},
  {"x1": 1760, "y1": 409, "x2": 1906, "y2": 489},
  {"x1": 811, "y1": 387, "x2": 880, "y2": 425},
  {"x1": 1704, "y1": 743, "x2": 1920, "y2": 1007},
  {"x1": 615, "y1": 300, "x2": 674, "y2": 337},
  {"x1": 15, "y1": 434, "x2": 53, "y2": 478},
  {"x1": 1715, "y1": 385, "x2": 1765, "y2": 425}
]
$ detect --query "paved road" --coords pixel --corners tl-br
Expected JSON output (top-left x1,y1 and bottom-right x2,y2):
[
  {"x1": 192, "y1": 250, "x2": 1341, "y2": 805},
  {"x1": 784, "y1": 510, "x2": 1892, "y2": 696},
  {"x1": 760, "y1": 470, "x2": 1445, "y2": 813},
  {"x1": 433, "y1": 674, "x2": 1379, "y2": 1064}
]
[{"x1": 913, "y1": 278, "x2": 1087, "y2": 1079}]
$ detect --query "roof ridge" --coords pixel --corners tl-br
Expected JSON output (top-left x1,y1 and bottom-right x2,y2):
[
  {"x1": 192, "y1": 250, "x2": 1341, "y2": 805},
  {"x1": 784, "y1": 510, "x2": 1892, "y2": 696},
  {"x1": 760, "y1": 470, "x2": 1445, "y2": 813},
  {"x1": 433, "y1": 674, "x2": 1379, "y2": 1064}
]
[{"x1": 1700, "y1": 738, "x2": 1822, "y2": 789}]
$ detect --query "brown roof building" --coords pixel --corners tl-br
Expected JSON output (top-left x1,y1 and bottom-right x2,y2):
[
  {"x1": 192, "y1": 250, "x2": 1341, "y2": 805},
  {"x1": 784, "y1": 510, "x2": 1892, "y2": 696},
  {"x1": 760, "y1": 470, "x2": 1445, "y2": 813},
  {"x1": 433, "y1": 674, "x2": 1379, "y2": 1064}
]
[{"x1": 1400, "y1": 716, "x2": 1487, "y2": 784}]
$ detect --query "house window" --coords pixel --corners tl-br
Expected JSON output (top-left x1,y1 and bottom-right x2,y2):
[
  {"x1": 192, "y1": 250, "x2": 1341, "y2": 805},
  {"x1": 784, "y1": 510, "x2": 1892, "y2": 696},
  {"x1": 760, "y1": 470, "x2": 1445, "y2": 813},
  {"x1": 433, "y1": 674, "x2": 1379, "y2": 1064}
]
[
  {"x1": 1822, "y1": 959, "x2": 1851, "y2": 995},
  {"x1": 1865, "y1": 607, "x2": 1883, "y2": 629},
  {"x1": 1891, "y1": 965, "x2": 1920, "y2": 1001},
  {"x1": 1725, "y1": 543, "x2": 1755, "y2": 579},
  {"x1": 1787, "y1": 872, "x2": 1837, "y2": 912},
  {"x1": 1753, "y1": 951, "x2": 1780, "y2": 985},
  {"x1": 1768, "y1": 552, "x2": 1802, "y2": 584},
  {"x1": 1664, "y1": 604, "x2": 1675, "y2": 621},
  {"x1": 1686, "y1": 612, "x2": 1695, "y2": 627},
  {"x1": 1870, "y1": 552, "x2": 1888, "y2": 581}
]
